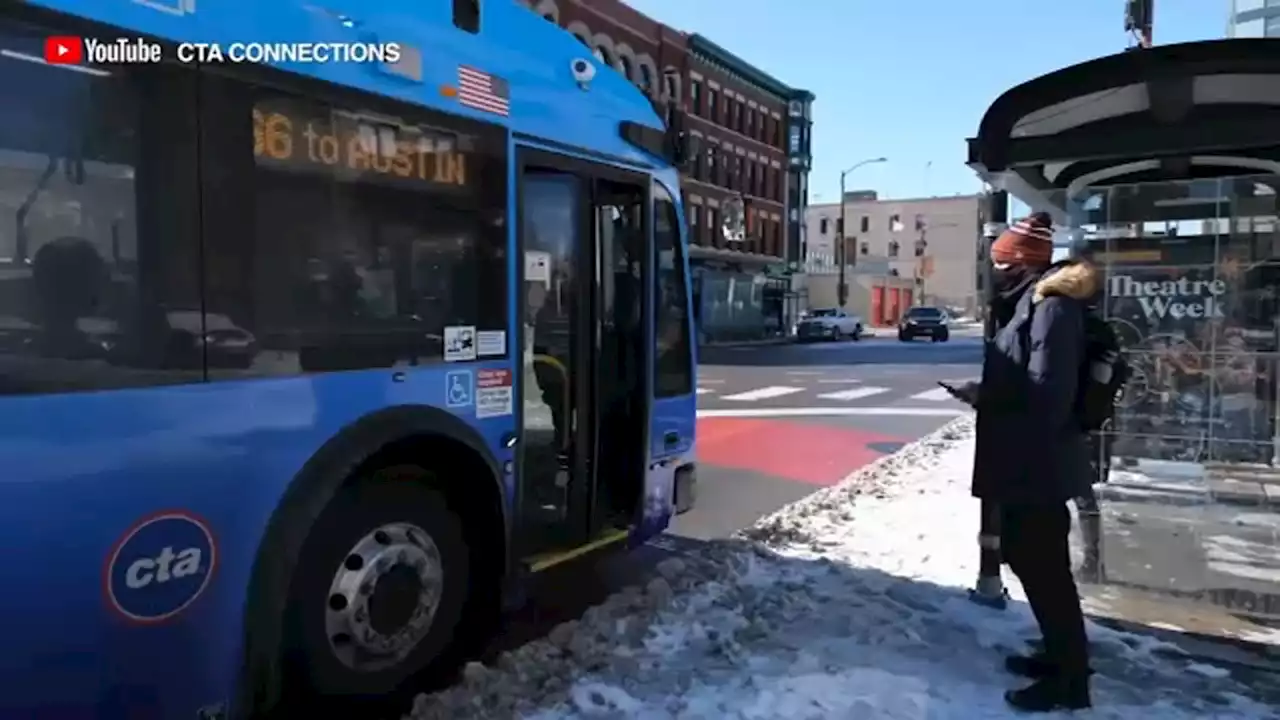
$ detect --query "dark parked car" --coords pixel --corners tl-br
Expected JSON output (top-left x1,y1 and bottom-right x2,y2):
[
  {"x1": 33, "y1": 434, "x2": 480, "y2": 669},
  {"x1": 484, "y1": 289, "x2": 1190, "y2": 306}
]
[{"x1": 898, "y1": 306, "x2": 949, "y2": 342}]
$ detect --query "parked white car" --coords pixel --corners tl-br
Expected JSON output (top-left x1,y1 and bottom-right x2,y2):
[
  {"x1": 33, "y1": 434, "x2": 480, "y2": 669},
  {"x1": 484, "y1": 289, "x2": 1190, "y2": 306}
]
[{"x1": 795, "y1": 308, "x2": 863, "y2": 342}]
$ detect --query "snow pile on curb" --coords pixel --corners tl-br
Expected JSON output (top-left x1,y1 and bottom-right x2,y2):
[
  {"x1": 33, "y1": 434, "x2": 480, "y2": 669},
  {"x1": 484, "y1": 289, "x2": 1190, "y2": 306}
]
[{"x1": 409, "y1": 417, "x2": 1275, "y2": 719}]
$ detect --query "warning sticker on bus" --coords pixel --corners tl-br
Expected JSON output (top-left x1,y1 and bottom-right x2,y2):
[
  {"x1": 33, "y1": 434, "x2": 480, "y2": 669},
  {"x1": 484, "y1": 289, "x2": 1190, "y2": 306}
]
[{"x1": 475, "y1": 369, "x2": 513, "y2": 418}]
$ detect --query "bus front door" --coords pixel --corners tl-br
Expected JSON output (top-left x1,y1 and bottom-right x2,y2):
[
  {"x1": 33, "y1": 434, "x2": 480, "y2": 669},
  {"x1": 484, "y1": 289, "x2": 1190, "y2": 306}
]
[{"x1": 516, "y1": 152, "x2": 649, "y2": 562}]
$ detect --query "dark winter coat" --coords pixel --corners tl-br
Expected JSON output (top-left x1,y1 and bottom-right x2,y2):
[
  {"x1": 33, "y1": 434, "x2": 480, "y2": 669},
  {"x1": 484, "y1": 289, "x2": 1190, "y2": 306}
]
[{"x1": 971, "y1": 260, "x2": 1100, "y2": 506}]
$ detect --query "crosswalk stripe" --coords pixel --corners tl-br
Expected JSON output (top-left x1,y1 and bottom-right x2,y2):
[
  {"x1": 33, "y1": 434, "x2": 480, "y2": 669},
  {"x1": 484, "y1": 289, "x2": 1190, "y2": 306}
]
[
  {"x1": 721, "y1": 386, "x2": 805, "y2": 401},
  {"x1": 816, "y1": 386, "x2": 890, "y2": 401},
  {"x1": 696, "y1": 387, "x2": 713, "y2": 395},
  {"x1": 909, "y1": 386, "x2": 955, "y2": 402}
]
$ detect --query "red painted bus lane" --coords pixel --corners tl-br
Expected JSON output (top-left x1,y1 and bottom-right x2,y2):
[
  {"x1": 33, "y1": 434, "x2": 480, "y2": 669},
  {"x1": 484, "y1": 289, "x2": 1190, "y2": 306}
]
[{"x1": 696, "y1": 417, "x2": 906, "y2": 486}]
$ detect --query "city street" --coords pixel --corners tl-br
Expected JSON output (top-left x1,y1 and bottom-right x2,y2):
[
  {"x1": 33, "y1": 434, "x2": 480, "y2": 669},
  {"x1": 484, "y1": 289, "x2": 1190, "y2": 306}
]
[{"x1": 675, "y1": 331, "x2": 982, "y2": 538}]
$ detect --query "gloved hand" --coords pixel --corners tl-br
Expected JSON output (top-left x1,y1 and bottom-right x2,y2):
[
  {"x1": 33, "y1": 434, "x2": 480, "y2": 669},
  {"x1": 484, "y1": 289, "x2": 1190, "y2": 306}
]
[{"x1": 949, "y1": 380, "x2": 980, "y2": 408}]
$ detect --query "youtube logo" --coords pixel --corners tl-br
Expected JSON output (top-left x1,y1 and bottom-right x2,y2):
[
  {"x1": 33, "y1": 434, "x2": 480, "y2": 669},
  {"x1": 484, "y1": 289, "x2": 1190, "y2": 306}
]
[{"x1": 44, "y1": 36, "x2": 83, "y2": 64}]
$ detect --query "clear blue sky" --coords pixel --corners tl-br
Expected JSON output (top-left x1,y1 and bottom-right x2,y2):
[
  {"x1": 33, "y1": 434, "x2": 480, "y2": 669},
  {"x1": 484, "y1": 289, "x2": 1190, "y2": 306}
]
[{"x1": 626, "y1": 0, "x2": 1226, "y2": 202}]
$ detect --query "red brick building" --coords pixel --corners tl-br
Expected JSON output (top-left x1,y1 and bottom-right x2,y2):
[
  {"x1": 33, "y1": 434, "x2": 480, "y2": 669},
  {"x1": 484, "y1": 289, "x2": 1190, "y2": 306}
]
[{"x1": 517, "y1": 0, "x2": 815, "y2": 341}]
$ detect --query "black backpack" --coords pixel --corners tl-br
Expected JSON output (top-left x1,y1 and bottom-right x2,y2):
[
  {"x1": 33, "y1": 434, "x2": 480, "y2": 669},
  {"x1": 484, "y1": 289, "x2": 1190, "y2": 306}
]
[
  {"x1": 1016, "y1": 300, "x2": 1128, "y2": 431},
  {"x1": 1076, "y1": 310, "x2": 1129, "y2": 431}
]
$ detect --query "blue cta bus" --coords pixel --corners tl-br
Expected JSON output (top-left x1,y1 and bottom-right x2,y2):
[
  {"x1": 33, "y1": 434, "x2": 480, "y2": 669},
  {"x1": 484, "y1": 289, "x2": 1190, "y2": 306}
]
[{"x1": 0, "y1": 0, "x2": 698, "y2": 716}]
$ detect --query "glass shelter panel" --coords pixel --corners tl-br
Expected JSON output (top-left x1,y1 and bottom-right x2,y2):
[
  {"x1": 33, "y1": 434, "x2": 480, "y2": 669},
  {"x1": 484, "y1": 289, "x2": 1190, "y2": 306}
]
[
  {"x1": 1078, "y1": 177, "x2": 1278, "y2": 468},
  {"x1": 1063, "y1": 176, "x2": 1280, "y2": 638}
]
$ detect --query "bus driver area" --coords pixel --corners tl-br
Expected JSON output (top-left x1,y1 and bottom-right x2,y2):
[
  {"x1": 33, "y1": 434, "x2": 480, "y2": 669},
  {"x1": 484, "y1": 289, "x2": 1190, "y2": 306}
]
[{"x1": 0, "y1": 1, "x2": 698, "y2": 718}]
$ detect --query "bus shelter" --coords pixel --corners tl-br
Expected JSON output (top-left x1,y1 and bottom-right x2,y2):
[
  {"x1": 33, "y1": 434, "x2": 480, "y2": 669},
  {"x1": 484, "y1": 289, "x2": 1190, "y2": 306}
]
[{"x1": 967, "y1": 39, "x2": 1280, "y2": 644}]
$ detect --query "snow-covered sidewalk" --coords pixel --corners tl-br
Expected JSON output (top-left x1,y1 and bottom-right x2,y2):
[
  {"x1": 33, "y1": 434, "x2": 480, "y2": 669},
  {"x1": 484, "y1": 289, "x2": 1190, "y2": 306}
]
[{"x1": 411, "y1": 417, "x2": 1277, "y2": 719}]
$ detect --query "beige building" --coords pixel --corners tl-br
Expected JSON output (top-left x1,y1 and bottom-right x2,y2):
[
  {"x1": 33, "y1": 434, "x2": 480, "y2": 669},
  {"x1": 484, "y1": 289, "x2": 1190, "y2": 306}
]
[{"x1": 805, "y1": 192, "x2": 983, "y2": 317}]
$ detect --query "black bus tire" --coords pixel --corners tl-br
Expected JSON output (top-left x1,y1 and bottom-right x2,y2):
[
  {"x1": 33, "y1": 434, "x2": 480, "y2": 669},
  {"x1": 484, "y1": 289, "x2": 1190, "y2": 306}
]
[{"x1": 285, "y1": 475, "x2": 471, "y2": 701}]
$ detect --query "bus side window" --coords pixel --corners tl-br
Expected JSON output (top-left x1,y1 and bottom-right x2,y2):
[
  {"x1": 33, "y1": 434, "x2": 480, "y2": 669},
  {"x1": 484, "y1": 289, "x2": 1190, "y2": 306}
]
[
  {"x1": 652, "y1": 185, "x2": 693, "y2": 397},
  {"x1": 0, "y1": 17, "x2": 203, "y2": 395},
  {"x1": 197, "y1": 75, "x2": 508, "y2": 377}
]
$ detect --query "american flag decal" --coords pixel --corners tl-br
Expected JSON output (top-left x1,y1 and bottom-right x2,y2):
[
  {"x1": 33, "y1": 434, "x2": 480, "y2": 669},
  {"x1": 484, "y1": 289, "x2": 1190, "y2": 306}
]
[{"x1": 457, "y1": 65, "x2": 510, "y2": 117}]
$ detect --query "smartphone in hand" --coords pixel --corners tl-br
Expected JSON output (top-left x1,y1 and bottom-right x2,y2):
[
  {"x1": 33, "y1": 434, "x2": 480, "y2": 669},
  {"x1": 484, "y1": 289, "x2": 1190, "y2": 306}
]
[{"x1": 938, "y1": 380, "x2": 978, "y2": 407}]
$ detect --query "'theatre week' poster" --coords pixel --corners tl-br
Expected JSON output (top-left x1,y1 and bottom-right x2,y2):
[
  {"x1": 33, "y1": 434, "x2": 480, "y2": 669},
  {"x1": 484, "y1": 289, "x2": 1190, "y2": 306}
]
[{"x1": 1088, "y1": 234, "x2": 1279, "y2": 464}]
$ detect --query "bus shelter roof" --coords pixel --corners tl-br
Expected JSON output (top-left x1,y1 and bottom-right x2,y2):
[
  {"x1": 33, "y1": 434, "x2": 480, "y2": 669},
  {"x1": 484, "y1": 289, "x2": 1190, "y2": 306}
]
[{"x1": 967, "y1": 39, "x2": 1280, "y2": 223}]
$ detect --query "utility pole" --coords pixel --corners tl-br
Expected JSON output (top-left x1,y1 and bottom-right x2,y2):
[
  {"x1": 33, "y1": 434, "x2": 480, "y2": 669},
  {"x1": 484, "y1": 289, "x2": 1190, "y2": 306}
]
[
  {"x1": 971, "y1": 188, "x2": 1009, "y2": 610},
  {"x1": 836, "y1": 157, "x2": 887, "y2": 307}
]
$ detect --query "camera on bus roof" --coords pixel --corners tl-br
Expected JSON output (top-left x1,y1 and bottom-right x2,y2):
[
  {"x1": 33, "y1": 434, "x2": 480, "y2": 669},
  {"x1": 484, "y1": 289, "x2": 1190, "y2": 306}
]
[{"x1": 571, "y1": 58, "x2": 596, "y2": 87}]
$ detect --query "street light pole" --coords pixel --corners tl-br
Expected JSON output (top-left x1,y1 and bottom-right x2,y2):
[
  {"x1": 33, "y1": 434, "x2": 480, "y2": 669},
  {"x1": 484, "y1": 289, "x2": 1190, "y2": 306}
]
[{"x1": 836, "y1": 157, "x2": 887, "y2": 307}]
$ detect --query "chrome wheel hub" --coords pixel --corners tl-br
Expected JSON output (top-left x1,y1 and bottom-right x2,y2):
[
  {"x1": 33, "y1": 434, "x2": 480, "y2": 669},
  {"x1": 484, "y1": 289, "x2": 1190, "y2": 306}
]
[{"x1": 324, "y1": 522, "x2": 443, "y2": 672}]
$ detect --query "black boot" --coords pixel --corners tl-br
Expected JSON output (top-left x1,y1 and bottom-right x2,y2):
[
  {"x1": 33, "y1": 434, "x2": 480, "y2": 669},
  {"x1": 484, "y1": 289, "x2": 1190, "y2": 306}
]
[
  {"x1": 1006, "y1": 650, "x2": 1095, "y2": 679},
  {"x1": 1005, "y1": 652, "x2": 1055, "y2": 679},
  {"x1": 1004, "y1": 675, "x2": 1091, "y2": 712}
]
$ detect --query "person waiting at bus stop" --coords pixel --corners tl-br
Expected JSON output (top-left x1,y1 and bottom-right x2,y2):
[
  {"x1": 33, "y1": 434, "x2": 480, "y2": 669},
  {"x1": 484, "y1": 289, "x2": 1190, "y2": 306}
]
[{"x1": 969, "y1": 212, "x2": 1098, "y2": 712}]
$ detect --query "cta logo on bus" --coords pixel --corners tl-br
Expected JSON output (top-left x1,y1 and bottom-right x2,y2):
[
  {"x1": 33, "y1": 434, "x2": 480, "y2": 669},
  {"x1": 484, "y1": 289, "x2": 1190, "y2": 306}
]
[{"x1": 105, "y1": 511, "x2": 217, "y2": 623}]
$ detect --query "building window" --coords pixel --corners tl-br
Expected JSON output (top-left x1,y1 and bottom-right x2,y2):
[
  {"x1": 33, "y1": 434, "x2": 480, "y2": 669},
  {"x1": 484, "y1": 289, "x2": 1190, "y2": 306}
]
[
  {"x1": 788, "y1": 126, "x2": 800, "y2": 154},
  {"x1": 732, "y1": 101, "x2": 743, "y2": 133},
  {"x1": 639, "y1": 65, "x2": 654, "y2": 93},
  {"x1": 689, "y1": 204, "x2": 700, "y2": 232},
  {"x1": 888, "y1": 240, "x2": 900, "y2": 257},
  {"x1": 819, "y1": 218, "x2": 829, "y2": 235},
  {"x1": 733, "y1": 157, "x2": 743, "y2": 190},
  {"x1": 746, "y1": 163, "x2": 756, "y2": 195},
  {"x1": 690, "y1": 80, "x2": 702, "y2": 115},
  {"x1": 706, "y1": 208, "x2": 719, "y2": 244},
  {"x1": 618, "y1": 55, "x2": 633, "y2": 80},
  {"x1": 914, "y1": 213, "x2": 927, "y2": 231},
  {"x1": 653, "y1": 183, "x2": 693, "y2": 397},
  {"x1": 745, "y1": 108, "x2": 755, "y2": 138},
  {"x1": 703, "y1": 147, "x2": 714, "y2": 180},
  {"x1": 860, "y1": 215, "x2": 870, "y2": 232},
  {"x1": 663, "y1": 74, "x2": 677, "y2": 103},
  {"x1": 890, "y1": 214, "x2": 903, "y2": 232},
  {"x1": 594, "y1": 46, "x2": 611, "y2": 65},
  {"x1": 860, "y1": 241, "x2": 869, "y2": 255},
  {"x1": 707, "y1": 89, "x2": 719, "y2": 122}
]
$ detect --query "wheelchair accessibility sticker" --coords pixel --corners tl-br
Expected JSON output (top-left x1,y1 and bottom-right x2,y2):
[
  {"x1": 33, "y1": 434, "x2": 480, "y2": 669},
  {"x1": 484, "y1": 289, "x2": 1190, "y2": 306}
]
[{"x1": 445, "y1": 370, "x2": 473, "y2": 408}]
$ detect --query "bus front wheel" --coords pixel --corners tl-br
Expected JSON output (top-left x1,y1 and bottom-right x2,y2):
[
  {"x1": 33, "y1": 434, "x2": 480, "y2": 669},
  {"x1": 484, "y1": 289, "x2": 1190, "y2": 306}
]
[{"x1": 286, "y1": 475, "x2": 470, "y2": 700}]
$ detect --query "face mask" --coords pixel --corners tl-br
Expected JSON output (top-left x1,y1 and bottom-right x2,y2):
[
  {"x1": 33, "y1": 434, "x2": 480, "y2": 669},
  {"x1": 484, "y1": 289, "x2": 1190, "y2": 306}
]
[{"x1": 991, "y1": 264, "x2": 1027, "y2": 294}]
